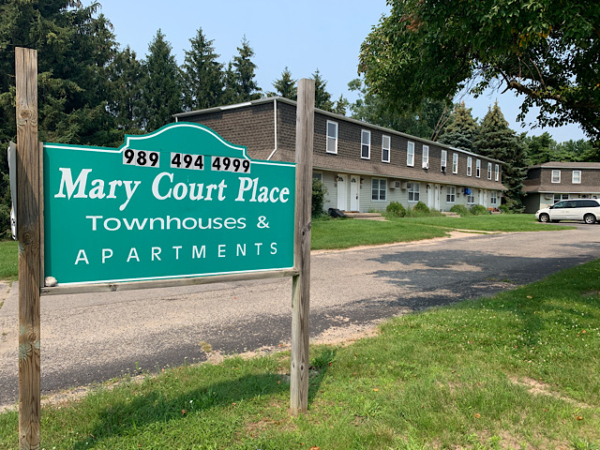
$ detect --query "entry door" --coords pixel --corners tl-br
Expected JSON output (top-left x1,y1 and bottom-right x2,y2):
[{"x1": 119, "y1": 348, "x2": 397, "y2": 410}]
[
  {"x1": 427, "y1": 185, "x2": 434, "y2": 208},
  {"x1": 337, "y1": 174, "x2": 348, "y2": 211},
  {"x1": 350, "y1": 175, "x2": 360, "y2": 211},
  {"x1": 434, "y1": 184, "x2": 441, "y2": 210},
  {"x1": 479, "y1": 190, "x2": 486, "y2": 206}
]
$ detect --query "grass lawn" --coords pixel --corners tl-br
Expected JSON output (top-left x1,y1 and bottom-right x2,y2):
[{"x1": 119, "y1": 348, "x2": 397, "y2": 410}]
[
  {"x1": 311, "y1": 213, "x2": 568, "y2": 250},
  {"x1": 0, "y1": 240, "x2": 18, "y2": 281},
  {"x1": 1, "y1": 258, "x2": 599, "y2": 449}
]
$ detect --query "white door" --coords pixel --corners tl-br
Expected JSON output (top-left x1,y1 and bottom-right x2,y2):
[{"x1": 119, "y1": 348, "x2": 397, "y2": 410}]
[
  {"x1": 434, "y1": 184, "x2": 441, "y2": 210},
  {"x1": 479, "y1": 190, "x2": 486, "y2": 206},
  {"x1": 427, "y1": 184, "x2": 434, "y2": 208},
  {"x1": 350, "y1": 175, "x2": 360, "y2": 211},
  {"x1": 337, "y1": 174, "x2": 348, "y2": 210}
]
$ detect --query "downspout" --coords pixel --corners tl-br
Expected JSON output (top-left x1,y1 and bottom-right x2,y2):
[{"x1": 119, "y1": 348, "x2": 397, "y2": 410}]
[{"x1": 267, "y1": 99, "x2": 278, "y2": 160}]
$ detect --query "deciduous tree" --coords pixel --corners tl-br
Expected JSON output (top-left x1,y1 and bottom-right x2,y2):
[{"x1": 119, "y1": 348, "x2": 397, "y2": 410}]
[{"x1": 359, "y1": 0, "x2": 600, "y2": 141}]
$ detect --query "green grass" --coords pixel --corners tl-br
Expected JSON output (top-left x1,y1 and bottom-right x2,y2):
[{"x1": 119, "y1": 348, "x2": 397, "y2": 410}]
[
  {"x1": 398, "y1": 214, "x2": 574, "y2": 232},
  {"x1": 2, "y1": 259, "x2": 600, "y2": 449},
  {"x1": 0, "y1": 241, "x2": 18, "y2": 281},
  {"x1": 311, "y1": 214, "x2": 568, "y2": 250},
  {"x1": 311, "y1": 217, "x2": 449, "y2": 250}
]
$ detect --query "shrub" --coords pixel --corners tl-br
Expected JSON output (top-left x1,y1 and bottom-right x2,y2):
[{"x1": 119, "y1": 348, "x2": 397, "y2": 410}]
[
  {"x1": 413, "y1": 201, "x2": 430, "y2": 214},
  {"x1": 449, "y1": 204, "x2": 470, "y2": 216},
  {"x1": 498, "y1": 204, "x2": 511, "y2": 214},
  {"x1": 386, "y1": 201, "x2": 406, "y2": 217},
  {"x1": 312, "y1": 178, "x2": 328, "y2": 217},
  {"x1": 470, "y1": 204, "x2": 489, "y2": 215}
]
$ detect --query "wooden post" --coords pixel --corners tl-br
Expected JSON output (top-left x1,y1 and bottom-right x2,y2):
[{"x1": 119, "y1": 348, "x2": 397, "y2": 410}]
[
  {"x1": 16, "y1": 47, "x2": 41, "y2": 450},
  {"x1": 290, "y1": 78, "x2": 314, "y2": 415}
]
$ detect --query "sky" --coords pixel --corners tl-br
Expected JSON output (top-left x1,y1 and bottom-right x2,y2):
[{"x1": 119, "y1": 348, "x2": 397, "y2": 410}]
[{"x1": 96, "y1": 0, "x2": 586, "y2": 144}]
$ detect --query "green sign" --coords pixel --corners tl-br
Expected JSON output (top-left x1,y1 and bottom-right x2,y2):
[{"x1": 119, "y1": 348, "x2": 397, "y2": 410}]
[{"x1": 43, "y1": 123, "x2": 296, "y2": 286}]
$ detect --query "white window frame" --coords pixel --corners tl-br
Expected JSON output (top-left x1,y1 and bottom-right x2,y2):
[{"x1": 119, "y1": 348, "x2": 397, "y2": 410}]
[
  {"x1": 476, "y1": 159, "x2": 481, "y2": 178},
  {"x1": 441, "y1": 150, "x2": 447, "y2": 171},
  {"x1": 407, "y1": 182, "x2": 420, "y2": 202},
  {"x1": 554, "y1": 193, "x2": 569, "y2": 202},
  {"x1": 487, "y1": 162, "x2": 492, "y2": 180},
  {"x1": 467, "y1": 157, "x2": 472, "y2": 177},
  {"x1": 495, "y1": 164, "x2": 500, "y2": 181},
  {"x1": 446, "y1": 186, "x2": 456, "y2": 203},
  {"x1": 382, "y1": 135, "x2": 391, "y2": 163},
  {"x1": 361, "y1": 130, "x2": 371, "y2": 159},
  {"x1": 371, "y1": 178, "x2": 387, "y2": 201},
  {"x1": 551, "y1": 170, "x2": 561, "y2": 183},
  {"x1": 490, "y1": 191, "x2": 498, "y2": 205},
  {"x1": 572, "y1": 170, "x2": 581, "y2": 184},
  {"x1": 326, "y1": 120, "x2": 338, "y2": 154},
  {"x1": 452, "y1": 153, "x2": 458, "y2": 174},
  {"x1": 467, "y1": 193, "x2": 475, "y2": 204},
  {"x1": 407, "y1": 141, "x2": 415, "y2": 167},
  {"x1": 422, "y1": 145, "x2": 429, "y2": 169}
]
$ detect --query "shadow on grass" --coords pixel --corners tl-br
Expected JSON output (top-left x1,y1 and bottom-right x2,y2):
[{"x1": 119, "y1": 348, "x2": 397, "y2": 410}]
[{"x1": 73, "y1": 349, "x2": 335, "y2": 449}]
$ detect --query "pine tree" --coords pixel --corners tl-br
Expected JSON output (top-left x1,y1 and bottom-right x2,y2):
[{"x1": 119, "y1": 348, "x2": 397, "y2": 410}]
[
  {"x1": 142, "y1": 30, "x2": 182, "y2": 132},
  {"x1": 225, "y1": 38, "x2": 261, "y2": 103},
  {"x1": 181, "y1": 28, "x2": 224, "y2": 111},
  {"x1": 312, "y1": 69, "x2": 334, "y2": 112},
  {"x1": 107, "y1": 46, "x2": 145, "y2": 139},
  {"x1": 270, "y1": 67, "x2": 297, "y2": 100},
  {"x1": 475, "y1": 102, "x2": 528, "y2": 211},
  {"x1": 439, "y1": 102, "x2": 479, "y2": 151}
]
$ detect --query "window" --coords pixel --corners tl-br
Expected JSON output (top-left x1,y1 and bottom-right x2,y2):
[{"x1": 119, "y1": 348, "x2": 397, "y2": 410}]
[
  {"x1": 573, "y1": 170, "x2": 581, "y2": 184},
  {"x1": 551, "y1": 170, "x2": 561, "y2": 183},
  {"x1": 487, "y1": 162, "x2": 492, "y2": 180},
  {"x1": 407, "y1": 141, "x2": 415, "y2": 166},
  {"x1": 371, "y1": 178, "x2": 386, "y2": 201},
  {"x1": 452, "y1": 153, "x2": 458, "y2": 174},
  {"x1": 382, "y1": 135, "x2": 391, "y2": 163},
  {"x1": 554, "y1": 193, "x2": 569, "y2": 203},
  {"x1": 422, "y1": 145, "x2": 429, "y2": 168},
  {"x1": 408, "y1": 182, "x2": 420, "y2": 202},
  {"x1": 446, "y1": 186, "x2": 456, "y2": 203},
  {"x1": 326, "y1": 121, "x2": 338, "y2": 154},
  {"x1": 495, "y1": 164, "x2": 500, "y2": 181},
  {"x1": 441, "y1": 150, "x2": 447, "y2": 171},
  {"x1": 491, "y1": 191, "x2": 498, "y2": 205},
  {"x1": 313, "y1": 172, "x2": 322, "y2": 181},
  {"x1": 361, "y1": 130, "x2": 371, "y2": 159},
  {"x1": 467, "y1": 157, "x2": 472, "y2": 176},
  {"x1": 467, "y1": 193, "x2": 475, "y2": 204},
  {"x1": 476, "y1": 159, "x2": 481, "y2": 178}
]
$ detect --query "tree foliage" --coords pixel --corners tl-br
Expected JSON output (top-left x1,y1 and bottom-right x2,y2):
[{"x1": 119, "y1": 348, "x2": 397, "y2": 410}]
[
  {"x1": 348, "y1": 77, "x2": 451, "y2": 140},
  {"x1": 141, "y1": 30, "x2": 182, "y2": 132},
  {"x1": 225, "y1": 38, "x2": 261, "y2": 103},
  {"x1": 359, "y1": 0, "x2": 600, "y2": 141},
  {"x1": 439, "y1": 103, "x2": 480, "y2": 152},
  {"x1": 181, "y1": 28, "x2": 224, "y2": 111},
  {"x1": 270, "y1": 67, "x2": 297, "y2": 100},
  {"x1": 475, "y1": 103, "x2": 528, "y2": 211}
]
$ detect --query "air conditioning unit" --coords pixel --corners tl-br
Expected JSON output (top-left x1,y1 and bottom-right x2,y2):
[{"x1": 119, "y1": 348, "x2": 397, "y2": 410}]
[
  {"x1": 544, "y1": 194, "x2": 553, "y2": 200},
  {"x1": 401, "y1": 182, "x2": 409, "y2": 190},
  {"x1": 441, "y1": 165, "x2": 446, "y2": 173},
  {"x1": 423, "y1": 163, "x2": 429, "y2": 169}
]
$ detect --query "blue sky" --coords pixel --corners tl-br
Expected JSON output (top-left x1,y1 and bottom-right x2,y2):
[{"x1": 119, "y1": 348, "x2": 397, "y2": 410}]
[{"x1": 97, "y1": 0, "x2": 586, "y2": 143}]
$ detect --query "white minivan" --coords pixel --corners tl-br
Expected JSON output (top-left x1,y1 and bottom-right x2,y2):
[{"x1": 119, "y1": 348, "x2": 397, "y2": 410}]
[{"x1": 536, "y1": 199, "x2": 600, "y2": 224}]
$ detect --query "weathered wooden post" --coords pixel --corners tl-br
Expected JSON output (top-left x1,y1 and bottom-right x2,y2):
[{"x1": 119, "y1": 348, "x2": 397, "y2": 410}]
[
  {"x1": 290, "y1": 78, "x2": 314, "y2": 415},
  {"x1": 16, "y1": 47, "x2": 41, "y2": 449}
]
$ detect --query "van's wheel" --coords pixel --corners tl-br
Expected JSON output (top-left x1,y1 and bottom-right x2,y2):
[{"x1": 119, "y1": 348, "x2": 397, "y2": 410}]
[
  {"x1": 584, "y1": 213, "x2": 596, "y2": 224},
  {"x1": 539, "y1": 213, "x2": 550, "y2": 223}
]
